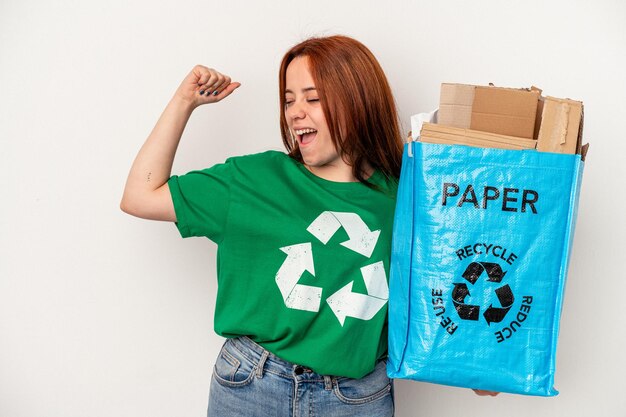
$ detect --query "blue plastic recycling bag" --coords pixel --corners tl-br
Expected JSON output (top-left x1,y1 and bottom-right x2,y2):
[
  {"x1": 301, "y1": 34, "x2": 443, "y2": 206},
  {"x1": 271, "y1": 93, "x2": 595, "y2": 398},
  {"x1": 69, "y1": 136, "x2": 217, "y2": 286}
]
[{"x1": 387, "y1": 142, "x2": 584, "y2": 396}]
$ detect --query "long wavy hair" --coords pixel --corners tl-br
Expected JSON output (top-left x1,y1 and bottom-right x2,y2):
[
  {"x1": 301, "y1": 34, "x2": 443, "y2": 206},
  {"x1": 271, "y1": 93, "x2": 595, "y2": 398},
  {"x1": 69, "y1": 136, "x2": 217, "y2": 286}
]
[{"x1": 278, "y1": 35, "x2": 404, "y2": 185}]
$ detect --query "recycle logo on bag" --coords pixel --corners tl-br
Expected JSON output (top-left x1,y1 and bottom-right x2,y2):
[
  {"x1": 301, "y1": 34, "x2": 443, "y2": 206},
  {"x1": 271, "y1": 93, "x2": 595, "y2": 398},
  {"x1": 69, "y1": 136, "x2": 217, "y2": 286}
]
[
  {"x1": 452, "y1": 262, "x2": 515, "y2": 325},
  {"x1": 274, "y1": 211, "x2": 388, "y2": 326}
]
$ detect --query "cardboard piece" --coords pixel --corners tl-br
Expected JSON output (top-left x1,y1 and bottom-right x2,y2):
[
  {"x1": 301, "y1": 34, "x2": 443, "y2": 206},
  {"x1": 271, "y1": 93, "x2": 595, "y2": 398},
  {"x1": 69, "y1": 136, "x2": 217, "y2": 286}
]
[
  {"x1": 439, "y1": 84, "x2": 474, "y2": 128},
  {"x1": 471, "y1": 86, "x2": 540, "y2": 138},
  {"x1": 438, "y1": 83, "x2": 540, "y2": 139},
  {"x1": 419, "y1": 122, "x2": 536, "y2": 150},
  {"x1": 532, "y1": 87, "x2": 545, "y2": 140},
  {"x1": 536, "y1": 96, "x2": 584, "y2": 155}
]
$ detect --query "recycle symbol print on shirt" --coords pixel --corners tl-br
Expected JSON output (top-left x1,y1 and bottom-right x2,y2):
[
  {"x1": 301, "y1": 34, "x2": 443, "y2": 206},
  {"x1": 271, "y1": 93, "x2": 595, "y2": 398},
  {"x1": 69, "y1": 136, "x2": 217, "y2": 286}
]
[{"x1": 274, "y1": 211, "x2": 389, "y2": 326}]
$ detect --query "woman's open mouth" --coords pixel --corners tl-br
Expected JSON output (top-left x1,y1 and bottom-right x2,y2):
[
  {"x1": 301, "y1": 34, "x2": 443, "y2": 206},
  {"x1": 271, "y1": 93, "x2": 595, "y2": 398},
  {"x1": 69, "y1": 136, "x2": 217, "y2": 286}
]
[{"x1": 295, "y1": 128, "x2": 318, "y2": 146}]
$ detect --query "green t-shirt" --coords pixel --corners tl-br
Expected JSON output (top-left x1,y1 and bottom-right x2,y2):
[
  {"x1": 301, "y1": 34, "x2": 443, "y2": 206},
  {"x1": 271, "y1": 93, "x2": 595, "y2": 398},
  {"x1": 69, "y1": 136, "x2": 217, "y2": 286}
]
[{"x1": 168, "y1": 151, "x2": 398, "y2": 378}]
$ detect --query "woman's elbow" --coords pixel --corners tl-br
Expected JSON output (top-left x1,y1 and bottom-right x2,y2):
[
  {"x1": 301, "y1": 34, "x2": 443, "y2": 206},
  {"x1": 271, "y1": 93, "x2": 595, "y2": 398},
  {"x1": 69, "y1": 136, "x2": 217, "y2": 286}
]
[
  {"x1": 119, "y1": 189, "x2": 176, "y2": 222},
  {"x1": 120, "y1": 195, "x2": 139, "y2": 217}
]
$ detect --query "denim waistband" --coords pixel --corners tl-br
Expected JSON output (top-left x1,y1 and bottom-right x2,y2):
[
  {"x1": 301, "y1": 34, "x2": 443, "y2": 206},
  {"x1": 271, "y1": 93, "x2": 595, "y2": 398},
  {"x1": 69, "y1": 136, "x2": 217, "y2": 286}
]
[{"x1": 227, "y1": 336, "x2": 336, "y2": 388}]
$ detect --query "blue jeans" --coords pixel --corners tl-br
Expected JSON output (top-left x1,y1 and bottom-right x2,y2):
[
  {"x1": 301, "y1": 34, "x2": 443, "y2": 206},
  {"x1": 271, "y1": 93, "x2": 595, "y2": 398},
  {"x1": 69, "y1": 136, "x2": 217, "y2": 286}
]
[{"x1": 207, "y1": 336, "x2": 394, "y2": 417}]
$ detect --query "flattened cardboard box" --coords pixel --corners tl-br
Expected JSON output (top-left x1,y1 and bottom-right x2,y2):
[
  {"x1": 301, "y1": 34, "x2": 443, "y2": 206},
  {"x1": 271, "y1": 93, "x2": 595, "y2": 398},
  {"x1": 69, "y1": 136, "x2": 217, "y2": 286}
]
[
  {"x1": 420, "y1": 123, "x2": 536, "y2": 150},
  {"x1": 439, "y1": 83, "x2": 540, "y2": 139}
]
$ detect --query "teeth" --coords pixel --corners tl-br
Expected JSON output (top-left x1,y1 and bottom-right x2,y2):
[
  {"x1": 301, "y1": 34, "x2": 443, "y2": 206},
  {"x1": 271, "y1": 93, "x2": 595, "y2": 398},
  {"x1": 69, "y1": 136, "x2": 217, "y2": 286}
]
[{"x1": 295, "y1": 128, "x2": 317, "y2": 135}]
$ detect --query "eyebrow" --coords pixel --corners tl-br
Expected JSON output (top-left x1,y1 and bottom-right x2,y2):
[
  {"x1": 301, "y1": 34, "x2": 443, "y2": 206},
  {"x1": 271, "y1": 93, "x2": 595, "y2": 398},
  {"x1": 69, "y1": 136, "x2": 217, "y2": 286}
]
[{"x1": 285, "y1": 87, "x2": 317, "y2": 94}]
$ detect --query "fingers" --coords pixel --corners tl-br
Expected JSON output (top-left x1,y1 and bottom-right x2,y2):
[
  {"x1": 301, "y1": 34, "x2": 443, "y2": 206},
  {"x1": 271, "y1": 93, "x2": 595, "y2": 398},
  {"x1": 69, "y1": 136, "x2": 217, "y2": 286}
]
[
  {"x1": 198, "y1": 73, "x2": 224, "y2": 96},
  {"x1": 193, "y1": 65, "x2": 213, "y2": 87},
  {"x1": 209, "y1": 75, "x2": 231, "y2": 96},
  {"x1": 472, "y1": 389, "x2": 500, "y2": 396},
  {"x1": 213, "y1": 82, "x2": 241, "y2": 100},
  {"x1": 189, "y1": 65, "x2": 240, "y2": 104},
  {"x1": 196, "y1": 69, "x2": 229, "y2": 96}
]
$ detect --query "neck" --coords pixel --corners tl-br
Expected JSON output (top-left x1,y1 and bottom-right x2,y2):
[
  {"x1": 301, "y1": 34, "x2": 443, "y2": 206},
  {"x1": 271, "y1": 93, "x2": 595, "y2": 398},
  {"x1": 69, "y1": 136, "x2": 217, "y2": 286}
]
[{"x1": 305, "y1": 162, "x2": 373, "y2": 183}]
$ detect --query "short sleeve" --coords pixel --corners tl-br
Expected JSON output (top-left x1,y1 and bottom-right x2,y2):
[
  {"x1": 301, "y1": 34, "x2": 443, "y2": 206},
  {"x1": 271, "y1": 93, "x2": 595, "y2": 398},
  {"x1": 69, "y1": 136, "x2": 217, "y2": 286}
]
[{"x1": 167, "y1": 161, "x2": 233, "y2": 242}]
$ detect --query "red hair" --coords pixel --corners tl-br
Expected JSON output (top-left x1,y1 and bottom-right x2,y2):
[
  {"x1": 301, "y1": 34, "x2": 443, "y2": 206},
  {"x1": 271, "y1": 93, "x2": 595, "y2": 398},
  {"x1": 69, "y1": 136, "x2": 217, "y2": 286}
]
[{"x1": 278, "y1": 35, "x2": 403, "y2": 184}]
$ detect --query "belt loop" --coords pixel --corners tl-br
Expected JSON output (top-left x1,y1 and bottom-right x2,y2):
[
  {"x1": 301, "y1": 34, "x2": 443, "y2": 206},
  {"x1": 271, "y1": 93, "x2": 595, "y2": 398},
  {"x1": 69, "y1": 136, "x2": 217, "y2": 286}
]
[
  {"x1": 256, "y1": 350, "x2": 269, "y2": 378},
  {"x1": 324, "y1": 375, "x2": 333, "y2": 391}
]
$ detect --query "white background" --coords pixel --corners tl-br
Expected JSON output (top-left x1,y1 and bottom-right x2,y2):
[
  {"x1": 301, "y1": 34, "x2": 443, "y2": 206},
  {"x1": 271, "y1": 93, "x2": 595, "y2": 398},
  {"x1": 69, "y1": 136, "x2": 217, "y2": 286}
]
[{"x1": 1, "y1": 1, "x2": 624, "y2": 416}]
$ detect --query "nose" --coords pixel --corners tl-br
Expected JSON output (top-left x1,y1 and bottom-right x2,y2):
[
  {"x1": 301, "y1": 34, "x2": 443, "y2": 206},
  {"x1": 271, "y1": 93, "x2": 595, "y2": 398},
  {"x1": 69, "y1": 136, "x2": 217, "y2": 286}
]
[{"x1": 286, "y1": 101, "x2": 305, "y2": 120}]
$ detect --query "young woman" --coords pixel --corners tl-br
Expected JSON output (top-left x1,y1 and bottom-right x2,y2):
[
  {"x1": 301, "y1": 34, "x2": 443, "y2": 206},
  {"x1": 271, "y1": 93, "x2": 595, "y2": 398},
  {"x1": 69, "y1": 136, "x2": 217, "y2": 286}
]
[{"x1": 123, "y1": 35, "x2": 421, "y2": 416}]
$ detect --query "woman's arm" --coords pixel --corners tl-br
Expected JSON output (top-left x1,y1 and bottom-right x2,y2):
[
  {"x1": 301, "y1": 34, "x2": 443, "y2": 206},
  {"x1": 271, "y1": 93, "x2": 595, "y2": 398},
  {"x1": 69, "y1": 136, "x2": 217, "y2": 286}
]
[{"x1": 120, "y1": 65, "x2": 240, "y2": 221}]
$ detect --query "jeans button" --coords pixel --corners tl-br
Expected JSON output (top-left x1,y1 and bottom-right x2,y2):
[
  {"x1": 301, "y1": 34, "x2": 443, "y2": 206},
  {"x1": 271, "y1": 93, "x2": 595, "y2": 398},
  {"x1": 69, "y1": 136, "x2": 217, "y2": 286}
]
[{"x1": 294, "y1": 366, "x2": 304, "y2": 375}]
